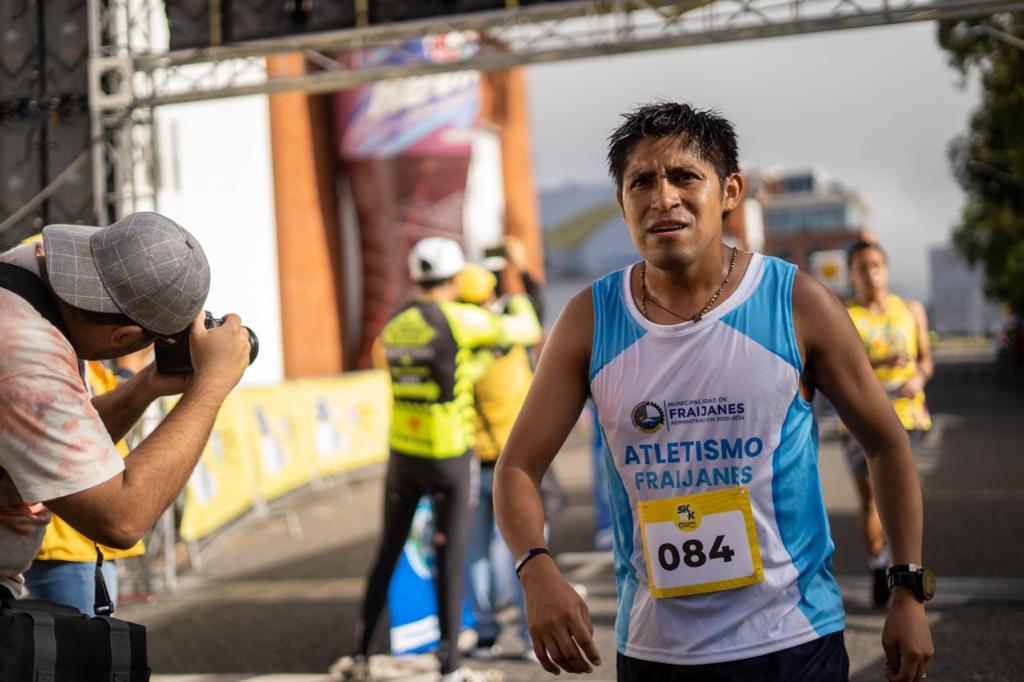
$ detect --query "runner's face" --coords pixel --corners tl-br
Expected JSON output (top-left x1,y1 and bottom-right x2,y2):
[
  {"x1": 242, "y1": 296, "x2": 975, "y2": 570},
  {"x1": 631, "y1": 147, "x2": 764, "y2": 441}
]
[
  {"x1": 850, "y1": 247, "x2": 888, "y2": 299},
  {"x1": 617, "y1": 136, "x2": 740, "y2": 270}
]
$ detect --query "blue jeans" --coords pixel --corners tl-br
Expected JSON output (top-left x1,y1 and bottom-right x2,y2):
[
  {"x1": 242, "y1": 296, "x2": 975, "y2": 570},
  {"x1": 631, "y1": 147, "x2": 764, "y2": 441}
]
[
  {"x1": 465, "y1": 465, "x2": 530, "y2": 646},
  {"x1": 23, "y1": 560, "x2": 118, "y2": 615}
]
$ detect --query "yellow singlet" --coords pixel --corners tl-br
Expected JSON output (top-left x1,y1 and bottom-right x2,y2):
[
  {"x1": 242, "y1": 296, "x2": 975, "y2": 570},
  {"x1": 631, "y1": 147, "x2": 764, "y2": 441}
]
[{"x1": 846, "y1": 294, "x2": 931, "y2": 431}]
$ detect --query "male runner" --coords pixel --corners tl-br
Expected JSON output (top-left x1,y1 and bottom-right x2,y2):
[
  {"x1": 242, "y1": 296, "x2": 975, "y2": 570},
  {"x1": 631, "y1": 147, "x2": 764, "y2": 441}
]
[
  {"x1": 845, "y1": 240, "x2": 933, "y2": 606},
  {"x1": 494, "y1": 102, "x2": 933, "y2": 682}
]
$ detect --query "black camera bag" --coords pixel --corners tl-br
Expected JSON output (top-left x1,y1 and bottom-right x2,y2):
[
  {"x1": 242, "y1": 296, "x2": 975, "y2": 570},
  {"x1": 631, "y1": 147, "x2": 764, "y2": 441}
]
[
  {"x1": 0, "y1": 598, "x2": 149, "y2": 681},
  {"x1": 0, "y1": 262, "x2": 151, "y2": 680}
]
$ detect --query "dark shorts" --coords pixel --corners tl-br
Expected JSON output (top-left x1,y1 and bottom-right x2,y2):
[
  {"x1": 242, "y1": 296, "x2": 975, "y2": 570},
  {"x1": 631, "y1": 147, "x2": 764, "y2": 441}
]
[
  {"x1": 617, "y1": 631, "x2": 849, "y2": 682},
  {"x1": 0, "y1": 585, "x2": 15, "y2": 600},
  {"x1": 843, "y1": 430, "x2": 926, "y2": 479}
]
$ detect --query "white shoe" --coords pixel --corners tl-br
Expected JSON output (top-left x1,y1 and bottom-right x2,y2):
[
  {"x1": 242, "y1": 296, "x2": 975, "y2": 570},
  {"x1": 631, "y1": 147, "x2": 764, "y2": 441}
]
[
  {"x1": 328, "y1": 655, "x2": 371, "y2": 681},
  {"x1": 457, "y1": 627, "x2": 479, "y2": 653},
  {"x1": 467, "y1": 643, "x2": 503, "y2": 660},
  {"x1": 439, "y1": 666, "x2": 505, "y2": 682}
]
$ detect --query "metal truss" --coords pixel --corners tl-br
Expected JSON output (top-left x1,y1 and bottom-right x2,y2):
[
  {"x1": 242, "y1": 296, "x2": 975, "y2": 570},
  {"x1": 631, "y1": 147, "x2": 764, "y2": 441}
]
[
  {"x1": 92, "y1": 0, "x2": 1024, "y2": 112},
  {"x1": 85, "y1": 0, "x2": 1020, "y2": 225}
]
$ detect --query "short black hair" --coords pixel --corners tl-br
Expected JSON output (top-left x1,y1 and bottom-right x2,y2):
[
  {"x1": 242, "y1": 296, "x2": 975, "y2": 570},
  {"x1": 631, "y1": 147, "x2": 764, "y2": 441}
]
[
  {"x1": 607, "y1": 102, "x2": 741, "y2": 191},
  {"x1": 847, "y1": 240, "x2": 886, "y2": 267}
]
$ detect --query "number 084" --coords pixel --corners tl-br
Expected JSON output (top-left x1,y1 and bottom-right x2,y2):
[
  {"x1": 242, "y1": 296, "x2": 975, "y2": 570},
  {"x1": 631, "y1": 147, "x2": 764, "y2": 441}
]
[{"x1": 657, "y1": 535, "x2": 736, "y2": 571}]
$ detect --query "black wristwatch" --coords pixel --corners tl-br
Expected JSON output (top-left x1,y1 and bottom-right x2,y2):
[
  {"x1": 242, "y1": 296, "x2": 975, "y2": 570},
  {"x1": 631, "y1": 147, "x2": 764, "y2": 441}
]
[{"x1": 886, "y1": 564, "x2": 936, "y2": 602}]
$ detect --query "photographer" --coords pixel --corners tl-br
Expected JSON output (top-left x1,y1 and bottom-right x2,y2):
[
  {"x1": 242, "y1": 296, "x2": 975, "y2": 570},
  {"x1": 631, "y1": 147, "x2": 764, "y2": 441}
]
[{"x1": 0, "y1": 212, "x2": 251, "y2": 601}]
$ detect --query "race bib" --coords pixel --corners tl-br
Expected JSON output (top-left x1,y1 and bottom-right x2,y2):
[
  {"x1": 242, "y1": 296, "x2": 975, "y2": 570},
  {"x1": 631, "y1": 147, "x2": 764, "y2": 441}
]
[{"x1": 639, "y1": 487, "x2": 764, "y2": 598}]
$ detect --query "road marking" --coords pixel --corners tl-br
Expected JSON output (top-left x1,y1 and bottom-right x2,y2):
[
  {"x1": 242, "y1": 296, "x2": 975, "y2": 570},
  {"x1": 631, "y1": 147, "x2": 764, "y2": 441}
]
[
  {"x1": 558, "y1": 550, "x2": 614, "y2": 580},
  {"x1": 914, "y1": 413, "x2": 962, "y2": 478}
]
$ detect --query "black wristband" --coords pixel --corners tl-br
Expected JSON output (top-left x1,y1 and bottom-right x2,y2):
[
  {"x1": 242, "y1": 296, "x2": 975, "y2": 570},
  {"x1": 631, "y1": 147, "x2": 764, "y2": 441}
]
[{"x1": 515, "y1": 547, "x2": 552, "y2": 579}]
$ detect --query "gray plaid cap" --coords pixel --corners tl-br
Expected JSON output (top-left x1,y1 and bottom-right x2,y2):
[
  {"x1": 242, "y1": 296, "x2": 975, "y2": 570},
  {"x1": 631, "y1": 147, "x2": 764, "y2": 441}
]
[{"x1": 42, "y1": 212, "x2": 210, "y2": 336}]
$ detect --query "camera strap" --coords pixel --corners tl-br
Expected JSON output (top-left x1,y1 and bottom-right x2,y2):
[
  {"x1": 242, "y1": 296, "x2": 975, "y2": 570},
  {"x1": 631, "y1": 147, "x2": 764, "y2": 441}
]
[
  {"x1": 93, "y1": 545, "x2": 115, "y2": 616},
  {"x1": 0, "y1": 264, "x2": 81, "y2": 485}
]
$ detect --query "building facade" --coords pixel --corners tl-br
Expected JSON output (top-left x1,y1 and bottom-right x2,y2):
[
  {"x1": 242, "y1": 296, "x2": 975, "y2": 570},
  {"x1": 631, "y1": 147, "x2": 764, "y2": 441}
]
[
  {"x1": 753, "y1": 167, "x2": 872, "y2": 273},
  {"x1": 929, "y1": 246, "x2": 1005, "y2": 337}
]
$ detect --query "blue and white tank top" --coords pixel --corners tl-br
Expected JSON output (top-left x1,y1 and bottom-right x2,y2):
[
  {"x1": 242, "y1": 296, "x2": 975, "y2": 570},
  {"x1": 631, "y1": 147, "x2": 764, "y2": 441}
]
[{"x1": 589, "y1": 253, "x2": 844, "y2": 666}]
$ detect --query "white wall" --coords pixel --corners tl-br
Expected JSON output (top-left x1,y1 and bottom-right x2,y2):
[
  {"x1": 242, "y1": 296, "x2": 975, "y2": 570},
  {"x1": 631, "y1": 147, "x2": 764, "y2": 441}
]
[
  {"x1": 154, "y1": 96, "x2": 284, "y2": 386},
  {"x1": 462, "y1": 128, "x2": 506, "y2": 263}
]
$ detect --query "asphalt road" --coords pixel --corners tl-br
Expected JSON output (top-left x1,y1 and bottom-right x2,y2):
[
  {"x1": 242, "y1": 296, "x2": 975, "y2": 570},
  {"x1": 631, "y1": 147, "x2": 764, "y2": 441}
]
[{"x1": 126, "y1": 354, "x2": 1024, "y2": 682}]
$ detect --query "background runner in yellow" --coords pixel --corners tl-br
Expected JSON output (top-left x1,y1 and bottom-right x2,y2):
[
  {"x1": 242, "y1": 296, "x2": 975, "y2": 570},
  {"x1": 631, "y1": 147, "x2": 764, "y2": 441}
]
[{"x1": 844, "y1": 239, "x2": 933, "y2": 607}]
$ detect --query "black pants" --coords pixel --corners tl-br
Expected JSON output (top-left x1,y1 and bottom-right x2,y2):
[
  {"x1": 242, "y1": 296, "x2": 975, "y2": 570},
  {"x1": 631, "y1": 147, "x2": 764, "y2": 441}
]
[
  {"x1": 617, "y1": 632, "x2": 849, "y2": 682},
  {"x1": 356, "y1": 449, "x2": 473, "y2": 675},
  {"x1": 0, "y1": 585, "x2": 15, "y2": 600}
]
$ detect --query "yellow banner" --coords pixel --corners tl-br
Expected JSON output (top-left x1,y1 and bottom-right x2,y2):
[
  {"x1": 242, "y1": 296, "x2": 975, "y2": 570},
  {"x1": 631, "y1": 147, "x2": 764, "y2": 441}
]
[
  {"x1": 177, "y1": 371, "x2": 391, "y2": 541},
  {"x1": 179, "y1": 392, "x2": 257, "y2": 542},
  {"x1": 240, "y1": 386, "x2": 319, "y2": 501},
  {"x1": 294, "y1": 370, "x2": 391, "y2": 476}
]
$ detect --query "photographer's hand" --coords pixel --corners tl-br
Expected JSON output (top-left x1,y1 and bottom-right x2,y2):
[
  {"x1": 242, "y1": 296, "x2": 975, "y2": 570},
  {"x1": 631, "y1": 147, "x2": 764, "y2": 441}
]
[
  {"x1": 138, "y1": 361, "x2": 192, "y2": 398},
  {"x1": 49, "y1": 312, "x2": 252, "y2": 550},
  {"x1": 92, "y1": 359, "x2": 190, "y2": 443},
  {"x1": 187, "y1": 312, "x2": 251, "y2": 399}
]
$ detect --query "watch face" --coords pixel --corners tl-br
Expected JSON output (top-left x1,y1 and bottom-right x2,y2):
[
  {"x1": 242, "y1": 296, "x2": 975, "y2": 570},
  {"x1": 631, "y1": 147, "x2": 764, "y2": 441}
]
[{"x1": 922, "y1": 569, "x2": 936, "y2": 600}]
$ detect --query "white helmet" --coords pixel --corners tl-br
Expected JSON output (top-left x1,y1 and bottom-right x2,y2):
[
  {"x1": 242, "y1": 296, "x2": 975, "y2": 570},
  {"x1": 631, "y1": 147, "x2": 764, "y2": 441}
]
[{"x1": 407, "y1": 237, "x2": 465, "y2": 283}]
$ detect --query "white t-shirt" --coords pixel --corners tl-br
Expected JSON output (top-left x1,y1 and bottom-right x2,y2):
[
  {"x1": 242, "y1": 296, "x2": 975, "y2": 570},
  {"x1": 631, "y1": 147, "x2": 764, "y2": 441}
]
[{"x1": 0, "y1": 245, "x2": 124, "y2": 597}]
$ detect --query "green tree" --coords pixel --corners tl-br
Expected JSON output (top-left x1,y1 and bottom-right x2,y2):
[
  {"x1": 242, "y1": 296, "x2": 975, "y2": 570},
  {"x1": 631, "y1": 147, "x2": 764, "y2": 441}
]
[{"x1": 937, "y1": 14, "x2": 1024, "y2": 317}]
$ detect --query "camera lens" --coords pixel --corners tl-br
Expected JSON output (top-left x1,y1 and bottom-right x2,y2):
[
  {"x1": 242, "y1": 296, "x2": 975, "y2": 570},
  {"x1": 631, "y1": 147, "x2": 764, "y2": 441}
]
[{"x1": 245, "y1": 326, "x2": 259, "y2": 365}]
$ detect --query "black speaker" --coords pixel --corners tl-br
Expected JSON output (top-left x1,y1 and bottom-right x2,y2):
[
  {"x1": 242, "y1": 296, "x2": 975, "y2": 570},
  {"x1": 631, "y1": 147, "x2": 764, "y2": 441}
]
[
  {"x1": 0, "y1": 101, "x2": 46, "y2": 243},
  {"x1": 369, "y1": 1, "x2": 516, "y2": 24},
  {"x1": 42, "y1": 0, "x2": 89, "y2": 95},
  {"x1": 368, "y1": 0, "x2": 443, "y2": 24},
  {"x1": 44, "y1": 96, "x2": 93, "y2": 225},
  {"x1": 451, "y1": 0, "x2": 506, "y2": 13},
  {"x1": 224, "y1": 0, "x2": 299, "y2": 42},
  {"x1": 0, "y1": 1, "x2": 42, "y2": 100},
  {"x1": 166, "y1": 0, "x2": 213, "y2": 50},
  {"x1": 301, "y1": 0, "x2": 357, "y2": 33}
]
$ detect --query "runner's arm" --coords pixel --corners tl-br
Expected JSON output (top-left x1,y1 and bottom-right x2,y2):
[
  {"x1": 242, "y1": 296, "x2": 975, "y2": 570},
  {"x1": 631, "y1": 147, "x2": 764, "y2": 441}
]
[
  {"x1": 792, "y1": 272, "x2": 933, "y2": 682},
  {"x1": 449, "y1": 296, "x2": 542, "y2": 349},
  {"x1": 498, "y1": 294, "x2": 542, "y2": 346},
  {"x1": 494, "y1": 288, "x2": 602, "y2": 675}
]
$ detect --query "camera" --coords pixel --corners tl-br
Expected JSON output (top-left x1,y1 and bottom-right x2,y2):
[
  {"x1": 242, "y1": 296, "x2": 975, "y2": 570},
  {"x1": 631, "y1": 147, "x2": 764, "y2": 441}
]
[
  {"x1": 482, "y1": 244, "x2": 508, "y2": 272},
  {"x1": 154, "y1": 311, "x2": 259, "y2": 374},
  {"x1": 483, "y1": 244, "x2": 507, "y2": 260}
]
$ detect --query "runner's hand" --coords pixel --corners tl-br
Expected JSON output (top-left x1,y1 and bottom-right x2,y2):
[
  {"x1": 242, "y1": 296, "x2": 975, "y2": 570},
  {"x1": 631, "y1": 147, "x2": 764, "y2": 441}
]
[
  {"x1": 882, "y1": 589, "x2": 933, "y2": 682},
  {"x1": 897, "y1": 372, "x2": 925, "y2": 399},
  {"x1": 520, "y1": 554, "x2": 602, "y2": 675}
]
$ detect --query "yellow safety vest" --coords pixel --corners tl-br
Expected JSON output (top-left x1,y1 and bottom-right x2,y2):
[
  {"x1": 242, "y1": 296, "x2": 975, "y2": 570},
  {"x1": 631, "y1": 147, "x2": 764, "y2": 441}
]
[
  {"x1": 473, "y1": 344, "x2": 534, "y2": 463},
  {"x1": 383, "y1": 295, "x2": 540, "y2": 459}
]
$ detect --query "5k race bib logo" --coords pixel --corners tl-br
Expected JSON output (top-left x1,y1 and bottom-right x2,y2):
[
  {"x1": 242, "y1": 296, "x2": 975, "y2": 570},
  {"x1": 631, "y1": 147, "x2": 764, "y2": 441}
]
[
  {"x1": 632, "y1": 401, "x2": 666, "y2": 433},
  {"x1": 674, "y1": 503, "x2": 700, "y2": 531}
]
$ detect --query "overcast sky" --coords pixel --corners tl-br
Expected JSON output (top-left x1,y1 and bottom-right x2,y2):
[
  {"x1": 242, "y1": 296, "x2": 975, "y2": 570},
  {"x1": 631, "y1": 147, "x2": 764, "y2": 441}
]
[{"x1": 523, "y1": 22, "x2": 981, "y2": 303}]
